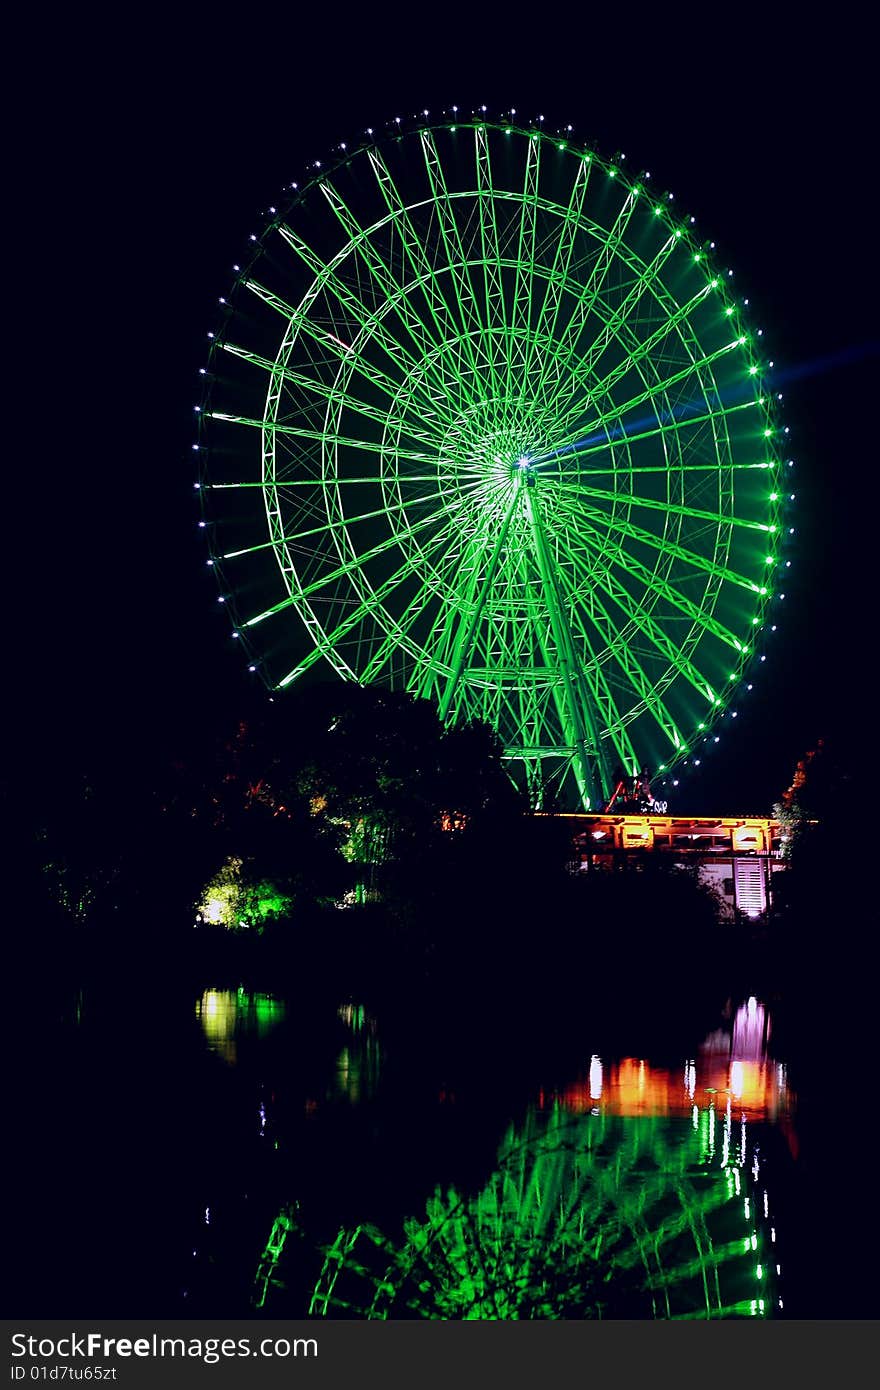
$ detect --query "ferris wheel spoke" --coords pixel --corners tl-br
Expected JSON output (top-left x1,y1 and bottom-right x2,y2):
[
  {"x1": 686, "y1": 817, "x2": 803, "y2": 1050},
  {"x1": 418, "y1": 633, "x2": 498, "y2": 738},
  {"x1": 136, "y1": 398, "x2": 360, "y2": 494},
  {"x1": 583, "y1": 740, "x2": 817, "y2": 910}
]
[
  {"x1": 437, "y1": 488, "x2": 521, "y2": 719},
  {"x1": 359, "y1": 580, "x2": 450, "y2": 686},
  {"x1": 573, "y1": 222, "x2": 682, "y2": 366},
  {"x1": 545, "y1": 333, "x2": 737, "y2": 455},
  {"x1": 320, "y1": 488, "x2": 490, "y2": 596},
  {"x1": 522, "y1": 152, "x2": 592, "y2": 401},
  {"x1": 409, "y1": 511, "x2": 523, "y2": 702},
  {"x1": 210, "y1": 409, "x2": 453, "y2": 471},
  {"x1": 531, "y1": 190, "x2": 642, "y2": 432},
  {"x1": 538, "y1": 459, "x2": 772, "y2": 479},
  {"x1": 545, "y1": 289, "x2": 722, "y2": 445},
  {"x1": 554, "y1": 590, "x2": 644, "y2": 774},
  {"x1": 419, "y1": 130, "x2": 494, "y2": 379},
  {"x1": 521, "y1": 486, "x2": 613, "y2": 802},
  {"x1": 551, "y1": 489, "x2": 709, "y2": 632},
  {"x1": 365, "y1": 145, "x2": 487, "y2": 394},
  {"x1": 507, "y1": 132, "x2": 541, "y2": 391},
  {"x1": 251, "y1": 256, "x2": 460, "y2": 431},
  {"x1": 223, "y1": 485, "x2": 470, "y2": 561},
  {"x1": 556, "y1": 558, "x2": 686, "y2": 755},
  {"x1": 328, "y1": 475, "x2": 502, "y2": 610},
  {"x1": 550, "y1": 529, "x2": 688, "y2": 752},
  {"x1": 556, "y1": 519, "x2": 735, "y2": 706},
  {"x1": 558, "y1": 490, "x2": 759, "y2": 596},
  {"x1": 551, "y1": 477, "x2": 765, "y2": 534},
  {"x1": 455, "y1": 541, "x2": 546, "y2": 748},
  {"x1": 534, "y1": 397, "x2": 757, "y2": 469},
  {"x1": 208, "y1": 476, "x2": 455, "y2": 492},
  {"x1": 296, "y1": 189, "x2": 476, "y2": 414},
  {"x1": 540, "y1": 295, "x2": 723, "y2": 453},
  {"x1": 473, "y1": 125, "x2": 510, "y2": 410},
  {"x1": 220, "y1": 341, "x2": 446, "y2": 452},
  {"x1": 377, "y1": 474, "x2": 506, "y2": 560},
  {"x1": 245, "y1": 275, "x2": 452, "y2": 428},
  {"x1": 537, "y1": 250, "x2": 708, "y2": 438},
  {"x1": 596, "y1": 529, "x2": 743, "y2": 663},
  {"x1": 531, "y1": 180, "x2": 640, "y2": 419},
  {"x1": 272, "y1": 507, "x2": 473, "y2": 688},
  {"x1": 598, "y1": 508, "x2": 760, "y2": 595},
  {"x1": 245, "y1": 499, "x2": 467, "y2": 628}
]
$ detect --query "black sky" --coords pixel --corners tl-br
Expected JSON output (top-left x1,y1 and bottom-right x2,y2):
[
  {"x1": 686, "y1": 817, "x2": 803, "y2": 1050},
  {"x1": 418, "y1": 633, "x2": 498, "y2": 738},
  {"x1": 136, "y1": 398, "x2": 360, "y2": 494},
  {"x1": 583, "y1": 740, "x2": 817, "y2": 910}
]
[{"x1": 18, "y1": 14, "x2": 877, "y2": 812}]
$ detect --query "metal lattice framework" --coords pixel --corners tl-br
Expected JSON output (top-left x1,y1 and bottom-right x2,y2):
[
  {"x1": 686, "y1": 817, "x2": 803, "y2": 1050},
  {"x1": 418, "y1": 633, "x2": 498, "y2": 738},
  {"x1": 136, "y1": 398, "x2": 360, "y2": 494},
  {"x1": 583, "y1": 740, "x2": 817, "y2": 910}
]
[
  {"x1": 198, "y1": 117, "x2": 787, "y2": 808},
  {"x1": 254, "y1": 1107, "x2": 776, "y2": 1319}
]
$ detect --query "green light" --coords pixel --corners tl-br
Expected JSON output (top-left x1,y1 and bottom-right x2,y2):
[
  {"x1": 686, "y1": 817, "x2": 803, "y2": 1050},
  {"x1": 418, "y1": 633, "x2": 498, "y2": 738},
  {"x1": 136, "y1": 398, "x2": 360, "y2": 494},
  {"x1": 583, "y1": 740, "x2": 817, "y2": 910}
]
[
  {"x1": 209, "y1": 125, "x2": 779, "y2": 814},
  {"x1": 765, "y1": 556, "x2": 773, "y2": 564},
  {"x1": 749, "y1": 365, "x2": 758, "y2": 375},
  {"x1": 752, "y1": 617, "x2": 759, "y2": 625},
  {"x1": 301, "y1": 1108, "x2": 772, "y2": 1320},
  {"x1": 764, "y1": 428, "x2": 773, "y2": 437},
  {"x1": 769, "y1": 492, "x2": 778, "y2": 500},
  {"x1": 195, "y1": 858, "x2": 291, "y2": 932},
  {"x1": 698, "y1": 722, "x2": 705, "y2": 729}
]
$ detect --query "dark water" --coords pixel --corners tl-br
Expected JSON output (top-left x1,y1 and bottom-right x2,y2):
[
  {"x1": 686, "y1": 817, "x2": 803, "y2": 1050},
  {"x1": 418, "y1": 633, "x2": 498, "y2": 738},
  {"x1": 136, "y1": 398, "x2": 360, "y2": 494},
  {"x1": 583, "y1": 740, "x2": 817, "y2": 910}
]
[{"x1": 12, "y1": 951, "x2": 859, "y2": 1321}]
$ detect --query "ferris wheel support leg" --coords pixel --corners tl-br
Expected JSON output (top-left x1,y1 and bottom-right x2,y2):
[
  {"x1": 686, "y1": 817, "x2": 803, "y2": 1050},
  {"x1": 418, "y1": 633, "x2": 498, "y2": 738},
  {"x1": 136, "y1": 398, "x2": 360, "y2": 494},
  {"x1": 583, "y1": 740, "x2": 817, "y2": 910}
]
[
  {"x1": 522, "y1": 486, "x2": 612, "y2": 810},
  {"x1": 437, "y1": 492, "x2": 520, "y2": 723}
]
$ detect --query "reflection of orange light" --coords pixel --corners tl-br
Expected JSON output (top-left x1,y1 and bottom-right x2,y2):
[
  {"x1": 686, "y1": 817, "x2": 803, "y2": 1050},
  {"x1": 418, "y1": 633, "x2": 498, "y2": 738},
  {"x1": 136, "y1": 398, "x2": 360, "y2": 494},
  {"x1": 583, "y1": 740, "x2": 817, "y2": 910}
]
[
  {"x1": 729, "y1": 1060, "x2": 768, "y2": 1111},
  {"x1": 614, "y1": 1058, "x2": 677, "y2": 1113},
  {"x1": 559, "y1": 1055, "x2": 789, "y2": 1123}
]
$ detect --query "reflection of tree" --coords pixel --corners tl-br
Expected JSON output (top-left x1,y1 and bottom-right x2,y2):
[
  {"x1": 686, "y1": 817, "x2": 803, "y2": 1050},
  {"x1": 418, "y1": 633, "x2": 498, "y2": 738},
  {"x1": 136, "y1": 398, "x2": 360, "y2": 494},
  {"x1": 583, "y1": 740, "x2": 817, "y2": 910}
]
[
  {"x1": 196, "y1": 987, "x2": 286, "y2": 1065},
  {"x1": 257, "y1": 1107, "x2": 773, "y2": 1319}
]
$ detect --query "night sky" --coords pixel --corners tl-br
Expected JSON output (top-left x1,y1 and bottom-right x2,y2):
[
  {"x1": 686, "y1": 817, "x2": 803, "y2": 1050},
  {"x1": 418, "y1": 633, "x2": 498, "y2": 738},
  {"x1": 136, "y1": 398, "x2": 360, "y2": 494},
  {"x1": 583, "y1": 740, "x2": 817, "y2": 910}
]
[{"x1": 21, "y1": 18, "x2": 876, "y2": 815}]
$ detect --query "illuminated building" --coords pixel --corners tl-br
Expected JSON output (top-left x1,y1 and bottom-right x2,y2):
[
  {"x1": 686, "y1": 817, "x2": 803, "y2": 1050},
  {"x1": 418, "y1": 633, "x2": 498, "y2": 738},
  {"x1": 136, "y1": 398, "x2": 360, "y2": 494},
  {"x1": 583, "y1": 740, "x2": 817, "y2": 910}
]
[{"x1": 557, "y1": 813, "x2": 787, "y2": 920}]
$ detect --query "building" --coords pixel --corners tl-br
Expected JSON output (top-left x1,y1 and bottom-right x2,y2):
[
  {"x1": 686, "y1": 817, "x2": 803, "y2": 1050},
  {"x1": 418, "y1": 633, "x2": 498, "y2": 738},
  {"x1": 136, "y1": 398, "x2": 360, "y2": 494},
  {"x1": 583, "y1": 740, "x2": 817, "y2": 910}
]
[{"x1": 556, "y1": 813, "x2": 787, "y2": 921}]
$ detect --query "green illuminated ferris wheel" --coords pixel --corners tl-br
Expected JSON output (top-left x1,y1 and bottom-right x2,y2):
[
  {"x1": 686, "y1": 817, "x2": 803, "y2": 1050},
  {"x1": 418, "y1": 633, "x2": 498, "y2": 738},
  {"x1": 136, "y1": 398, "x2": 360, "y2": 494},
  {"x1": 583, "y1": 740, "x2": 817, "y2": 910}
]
[{"x1": 198, "y1": 112, "x2": 788, "y2": 809}]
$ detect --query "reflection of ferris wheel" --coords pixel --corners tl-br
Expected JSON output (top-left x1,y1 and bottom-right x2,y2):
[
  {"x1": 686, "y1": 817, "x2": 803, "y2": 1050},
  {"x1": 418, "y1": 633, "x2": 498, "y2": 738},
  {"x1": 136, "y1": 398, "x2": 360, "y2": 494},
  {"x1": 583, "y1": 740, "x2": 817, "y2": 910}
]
[
  {"x1": 253, "y1": 1109, "x2": 775, "y2": 1319},
  {"x1": 198, "y1": 115, "x2": 788, "y2": 808}
]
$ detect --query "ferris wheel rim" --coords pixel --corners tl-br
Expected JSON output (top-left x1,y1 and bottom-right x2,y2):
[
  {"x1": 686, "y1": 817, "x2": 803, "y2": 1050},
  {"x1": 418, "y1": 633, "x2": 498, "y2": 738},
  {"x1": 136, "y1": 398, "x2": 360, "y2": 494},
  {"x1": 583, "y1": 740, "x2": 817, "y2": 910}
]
[{"x1": 197, "y1": 114, "x2": 791, "y2": 806}]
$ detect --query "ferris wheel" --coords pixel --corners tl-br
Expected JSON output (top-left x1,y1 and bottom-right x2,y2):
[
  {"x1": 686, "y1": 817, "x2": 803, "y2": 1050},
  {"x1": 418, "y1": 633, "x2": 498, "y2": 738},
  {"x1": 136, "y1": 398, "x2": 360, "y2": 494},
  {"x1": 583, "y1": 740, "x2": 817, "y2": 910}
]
[{"x1": 197, "y1": 112, "x2": 789, "y2": 809}]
